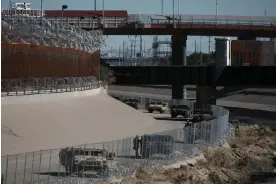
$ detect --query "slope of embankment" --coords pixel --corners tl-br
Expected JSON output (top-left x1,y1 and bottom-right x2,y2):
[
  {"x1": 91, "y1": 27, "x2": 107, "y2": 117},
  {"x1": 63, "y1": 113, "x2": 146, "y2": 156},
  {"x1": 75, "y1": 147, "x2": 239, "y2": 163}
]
[{"x1": 2, "y1": 89, "x2": 177, "y2": 155}]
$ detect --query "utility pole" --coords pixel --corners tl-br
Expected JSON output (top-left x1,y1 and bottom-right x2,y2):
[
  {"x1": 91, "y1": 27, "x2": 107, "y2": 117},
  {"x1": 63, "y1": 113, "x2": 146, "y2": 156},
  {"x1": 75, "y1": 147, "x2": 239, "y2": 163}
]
[
  {"x1": 178, "y1": 0, "x2": 180, "y2": 14},
  {"x1": 140, "y1": 35, "x2": 143, "y2": 59},
  {"x1": 216, "y1": 0, "x2": 218, "y2": 15},
  {"x1": 172, "y1": 0, "x2": 175, "y2": 24},
  {"x1": 161, "y1": 0, "x2": 164, "y2": 14},
  {"x1": 122, "y1": 41, "x2": 125, "y2": 66},
  {"x1": 215, "y1": 0, "x2": 218, "y2": 24},
  {"x1": 208, "y1": 37, "x2": 211, "y2": 53},
  {"x1": 194, "y1": 40, "x2": 197, "y2": 53},
  {"x1": 94, "y1": 0, "x2": 96, "y2": 10},
  {"x1": 200, "y1": 37, "x2": 202, "y2": 65}
]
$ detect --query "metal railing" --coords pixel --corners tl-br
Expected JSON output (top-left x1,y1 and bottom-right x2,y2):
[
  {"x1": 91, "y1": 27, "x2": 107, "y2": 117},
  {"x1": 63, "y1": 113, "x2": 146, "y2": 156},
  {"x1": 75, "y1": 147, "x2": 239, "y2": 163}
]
[
  {"x1": 126, "y1": 14, "x2": 276, "y2": 26},
  {"x1": 1, "y1": 101, "x2": 229, "y2": 184},
  {"x1": 1, "y1": 77, "x2": 100, "y2": 97}
]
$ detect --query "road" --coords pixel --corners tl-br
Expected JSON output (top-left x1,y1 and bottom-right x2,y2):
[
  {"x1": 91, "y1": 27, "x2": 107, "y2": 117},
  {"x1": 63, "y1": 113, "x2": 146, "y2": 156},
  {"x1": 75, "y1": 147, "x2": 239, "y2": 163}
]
[{"x1": 109, "y1": 85, "x2": 276, "y2": 130}]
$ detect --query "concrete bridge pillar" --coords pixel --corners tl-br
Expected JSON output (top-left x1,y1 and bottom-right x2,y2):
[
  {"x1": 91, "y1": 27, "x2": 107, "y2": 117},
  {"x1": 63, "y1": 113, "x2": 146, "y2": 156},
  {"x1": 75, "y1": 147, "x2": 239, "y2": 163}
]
[{"x1": 171, "y1": 34, "x2": 187, "y2": 105}]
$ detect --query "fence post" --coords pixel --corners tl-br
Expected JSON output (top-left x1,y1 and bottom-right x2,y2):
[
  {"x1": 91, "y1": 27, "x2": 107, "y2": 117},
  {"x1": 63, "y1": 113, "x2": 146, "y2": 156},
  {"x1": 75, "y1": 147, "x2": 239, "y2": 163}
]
[
  {"x1": 37, "y1": 150, "x2": 42, "y2": 182},
  {"x1": 4, "y1": 155, "x2": 9, "y2": 184},
  {"x1": 47, "y1": 150, "x2": 52, "y2": 183},
  {"x1": 23, "y1": 153, "x2": 27, "y2": 184},
  {"x1": 13, "y1": 154, "x2": 18, "y2": 184},
  {"x1": 30, "y1": 152, "x2": 34, "y2": 182}
]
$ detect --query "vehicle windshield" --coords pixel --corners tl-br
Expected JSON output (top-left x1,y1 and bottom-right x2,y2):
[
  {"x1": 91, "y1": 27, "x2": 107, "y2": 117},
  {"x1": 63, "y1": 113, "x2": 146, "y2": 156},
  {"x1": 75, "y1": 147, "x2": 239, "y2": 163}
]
[
  {"x1": 171, "y1": 105, "x2": 189, "y2": 110},
  {"x1": 75, "y1": 150, "x2": 105, "y2": 156}
]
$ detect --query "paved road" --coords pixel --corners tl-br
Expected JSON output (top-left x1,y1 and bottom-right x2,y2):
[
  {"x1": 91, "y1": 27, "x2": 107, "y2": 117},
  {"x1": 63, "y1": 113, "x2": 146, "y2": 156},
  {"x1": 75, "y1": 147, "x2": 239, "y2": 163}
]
[{"x1": 109, "y1": 85, "x2": 276, "y2": 106}]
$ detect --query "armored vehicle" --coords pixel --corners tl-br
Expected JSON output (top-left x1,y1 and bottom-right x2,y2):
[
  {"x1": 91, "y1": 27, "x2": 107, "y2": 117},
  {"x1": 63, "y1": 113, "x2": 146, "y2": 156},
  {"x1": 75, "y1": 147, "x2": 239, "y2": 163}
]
[
  {"x1": 147, "y1": 101, "x2": 168, "y2": 113},
  {"x1": 140, "y1": 134, "x2": 175, "y2": 159},
  {"x1": 170, "y1": 104, "x2": 190, "y2": 118},
  {"x1": 123, "y1": 99, "x2": 139, "y2": 109},
  {"x1": 59, "y1": 148, "x2": 116, "y2": 177}
]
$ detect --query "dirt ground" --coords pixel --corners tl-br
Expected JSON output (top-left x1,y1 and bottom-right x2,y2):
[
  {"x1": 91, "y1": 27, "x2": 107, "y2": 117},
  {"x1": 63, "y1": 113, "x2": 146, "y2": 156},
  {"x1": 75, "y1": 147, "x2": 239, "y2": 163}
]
[{"x1": 99, "y1": 124, "x2": 276, "y2": 184}]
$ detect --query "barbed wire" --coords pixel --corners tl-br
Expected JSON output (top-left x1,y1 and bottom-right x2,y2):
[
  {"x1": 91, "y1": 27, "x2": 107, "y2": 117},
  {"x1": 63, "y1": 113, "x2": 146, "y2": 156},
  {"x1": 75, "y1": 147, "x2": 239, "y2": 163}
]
[
  {"x1": 1, "y1": 15, "x2": 107, "y2": 53},
  {"x1": 1, "y1": 76, "x2": 100, "y2": 96}
]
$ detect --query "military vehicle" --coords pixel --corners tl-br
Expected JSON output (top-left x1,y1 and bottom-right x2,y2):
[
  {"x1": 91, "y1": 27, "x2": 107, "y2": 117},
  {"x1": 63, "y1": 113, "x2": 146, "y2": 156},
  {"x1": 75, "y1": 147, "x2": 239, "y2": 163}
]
[
  {"x1": 140, "y1": 134, "x2": 175, "y2": 159},
  {"x1": 123, "y1": 99, "x2": 139, "y2": 109},
  {"x1": 147, "y1": 101, "x2": 168, "y2": 113},
  {"x1": 59, "y1": 148, "x2": 116, "y2": 177},
  {"x1": 170, "y1": 104, "x2": 190, "y2": 118}
]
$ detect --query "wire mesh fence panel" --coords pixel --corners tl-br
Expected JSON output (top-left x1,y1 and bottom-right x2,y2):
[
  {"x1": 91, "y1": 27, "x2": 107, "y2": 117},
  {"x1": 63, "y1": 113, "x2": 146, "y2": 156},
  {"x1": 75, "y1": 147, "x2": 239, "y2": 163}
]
[{"x1": 1, "y1": 77, "x2": 101, "y2": 97}]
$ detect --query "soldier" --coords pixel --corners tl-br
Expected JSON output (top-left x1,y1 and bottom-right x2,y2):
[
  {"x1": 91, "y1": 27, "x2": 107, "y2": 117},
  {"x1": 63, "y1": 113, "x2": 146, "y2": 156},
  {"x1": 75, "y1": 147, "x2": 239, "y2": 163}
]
[{"x1": 133, "y1": 135, "x2": 140, "y2": 157}]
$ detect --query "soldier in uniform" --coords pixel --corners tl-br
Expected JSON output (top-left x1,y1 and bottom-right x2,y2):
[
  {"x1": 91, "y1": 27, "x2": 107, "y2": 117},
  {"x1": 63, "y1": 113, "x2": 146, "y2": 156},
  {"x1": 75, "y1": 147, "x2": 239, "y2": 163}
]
[{"x1": 133, "y1": 135, "x2": 141, "y2": 157}]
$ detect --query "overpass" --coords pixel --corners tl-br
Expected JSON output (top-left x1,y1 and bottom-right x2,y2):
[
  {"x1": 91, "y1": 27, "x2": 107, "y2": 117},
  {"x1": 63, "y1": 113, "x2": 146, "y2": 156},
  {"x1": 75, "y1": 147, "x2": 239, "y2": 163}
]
[
  {"x1": 41, "y1": 11, "x2": 276, "y2": 38},
  {"x1": 101, "y1": 14, "x2": 276, "y2": 38}
]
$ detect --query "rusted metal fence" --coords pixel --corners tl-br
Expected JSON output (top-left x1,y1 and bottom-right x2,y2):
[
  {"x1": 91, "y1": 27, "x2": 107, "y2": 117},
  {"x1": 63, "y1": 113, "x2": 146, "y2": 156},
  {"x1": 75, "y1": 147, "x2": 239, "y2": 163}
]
[
  {"x1": 1, "y1": 105, "x2": 229, "y2": 184},
  {"x1": 1, "y1": 44, "x2": 100, "y2": 79}
]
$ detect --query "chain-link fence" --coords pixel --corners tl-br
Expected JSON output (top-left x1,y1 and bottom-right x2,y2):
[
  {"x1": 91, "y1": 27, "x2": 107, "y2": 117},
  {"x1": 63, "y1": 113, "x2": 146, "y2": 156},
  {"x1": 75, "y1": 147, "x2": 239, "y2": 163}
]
[
  {"x1": 1, "y1": 77, "x2": 100, "y2": 97},
  {"x1": 1, "y1": 104, "x2": 229, "y2": 184}
]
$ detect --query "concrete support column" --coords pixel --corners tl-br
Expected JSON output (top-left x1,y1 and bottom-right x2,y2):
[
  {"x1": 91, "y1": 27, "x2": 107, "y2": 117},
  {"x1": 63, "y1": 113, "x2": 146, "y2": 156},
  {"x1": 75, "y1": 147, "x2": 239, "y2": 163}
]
[
  {"x1": 171, "y1": 34, "x2": 187, "y2": 105},
  {"x1": 196, "y1": 86, "x2": 216, "y2": 109}
]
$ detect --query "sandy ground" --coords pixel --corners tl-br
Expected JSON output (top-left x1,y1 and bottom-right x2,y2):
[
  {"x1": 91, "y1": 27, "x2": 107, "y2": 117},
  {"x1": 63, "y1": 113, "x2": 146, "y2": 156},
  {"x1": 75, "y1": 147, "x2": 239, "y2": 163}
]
[{"x1": 2, "y1": 88, "x2": 178, "y2": 156}]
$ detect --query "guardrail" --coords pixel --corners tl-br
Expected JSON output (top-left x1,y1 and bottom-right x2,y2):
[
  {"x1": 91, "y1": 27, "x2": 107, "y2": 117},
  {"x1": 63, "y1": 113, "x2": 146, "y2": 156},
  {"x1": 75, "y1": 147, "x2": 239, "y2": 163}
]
[
  {"x1": 1, "y1": 94, "x2": 229, "y2": 184},
  {"x1": 1, "y1": 77, "x2": 100, "y2": 97}
]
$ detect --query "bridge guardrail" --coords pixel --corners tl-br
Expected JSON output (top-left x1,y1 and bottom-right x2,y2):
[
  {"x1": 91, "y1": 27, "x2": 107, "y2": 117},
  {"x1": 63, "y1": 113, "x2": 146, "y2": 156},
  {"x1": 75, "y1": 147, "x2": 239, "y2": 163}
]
[{"x1": 1, "y1": 93, "x2": 229, "y2": 184}]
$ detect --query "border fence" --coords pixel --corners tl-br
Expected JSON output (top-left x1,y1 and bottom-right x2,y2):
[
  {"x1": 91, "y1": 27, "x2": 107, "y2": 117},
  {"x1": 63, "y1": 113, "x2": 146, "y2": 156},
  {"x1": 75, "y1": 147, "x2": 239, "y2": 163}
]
[{"x1": 1, "y1": 90, "x2": 229, "y2": 184}]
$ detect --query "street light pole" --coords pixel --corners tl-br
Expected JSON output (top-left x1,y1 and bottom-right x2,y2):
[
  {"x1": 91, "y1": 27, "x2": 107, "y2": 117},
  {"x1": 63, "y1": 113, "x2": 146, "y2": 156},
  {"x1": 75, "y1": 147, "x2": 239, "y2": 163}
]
[
  {"x1": 94, "y1": 0, "x2": 97, "y2": 11},
  {"x1": 61, "y1": 5, "x2": 68, "y2": 26}
]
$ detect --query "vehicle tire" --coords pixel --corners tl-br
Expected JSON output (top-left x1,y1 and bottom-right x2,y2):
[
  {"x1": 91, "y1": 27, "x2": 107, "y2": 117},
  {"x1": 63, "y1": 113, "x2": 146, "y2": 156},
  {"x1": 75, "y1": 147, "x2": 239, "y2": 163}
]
[
  {"x1": 171, "y1": 114, "x2": 176, "y2": 118},
  {"x1": 159, "y1": 110, "x2": 164, "y2": 114},
  {"x1": 148, "y1": 109, "x2": 153, "y2": 113}
]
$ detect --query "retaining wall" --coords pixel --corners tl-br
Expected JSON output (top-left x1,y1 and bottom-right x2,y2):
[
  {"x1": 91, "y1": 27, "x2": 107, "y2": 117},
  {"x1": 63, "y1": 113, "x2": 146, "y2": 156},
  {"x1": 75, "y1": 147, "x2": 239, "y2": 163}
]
[{"x1": 1, "y1": 44, "x2": 100, "y2": 79}]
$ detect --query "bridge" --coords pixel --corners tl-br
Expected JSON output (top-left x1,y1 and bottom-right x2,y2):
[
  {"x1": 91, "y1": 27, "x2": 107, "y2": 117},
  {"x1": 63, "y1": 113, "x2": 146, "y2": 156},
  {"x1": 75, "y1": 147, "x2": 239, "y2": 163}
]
[{"x1": 42, "y1": 11, "x2": 276, "y2": 37}]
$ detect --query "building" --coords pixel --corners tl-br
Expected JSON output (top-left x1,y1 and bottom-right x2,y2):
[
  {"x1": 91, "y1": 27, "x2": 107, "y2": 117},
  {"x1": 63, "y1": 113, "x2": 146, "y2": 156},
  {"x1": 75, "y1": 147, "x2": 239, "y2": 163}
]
[{"x1": 231, "y1": 40, "x2": 276, "y2": 66}]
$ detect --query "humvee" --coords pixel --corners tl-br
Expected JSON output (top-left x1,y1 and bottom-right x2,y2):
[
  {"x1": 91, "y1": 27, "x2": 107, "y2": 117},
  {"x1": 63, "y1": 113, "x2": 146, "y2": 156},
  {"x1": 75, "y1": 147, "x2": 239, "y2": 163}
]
[
  {"x1": 140, "y1": 134, "x2": 175, "y2": 159},
  {"x1": 123, "y1": 99, "x2": 139, "y2": 109},
  {"x1": 59, "y1": 148, "x2": 116, "y2": 176},
  {"x1": 147, "y1": 101, "x2": 169, "y2": 113},
  {"x1": 170, "y1": 104, "x2": 191, "y2": 118}
]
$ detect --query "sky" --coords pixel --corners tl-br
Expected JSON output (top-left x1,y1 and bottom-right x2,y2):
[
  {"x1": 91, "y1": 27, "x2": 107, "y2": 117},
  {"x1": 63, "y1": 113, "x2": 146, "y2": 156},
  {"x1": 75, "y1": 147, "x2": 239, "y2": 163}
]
[{"x1": 2, "y1": 0, "x2": 276, "y2": 53}]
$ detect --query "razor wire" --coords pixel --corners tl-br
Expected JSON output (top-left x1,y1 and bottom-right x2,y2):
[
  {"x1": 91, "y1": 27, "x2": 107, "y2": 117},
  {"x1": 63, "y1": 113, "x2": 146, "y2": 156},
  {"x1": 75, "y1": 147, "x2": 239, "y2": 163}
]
[
  {"x1": 1, "y1": 15, "x2": 107, "y2": 53},
  {"x1": 1, "y1": 77, "x2": 100, "y2": 96}
]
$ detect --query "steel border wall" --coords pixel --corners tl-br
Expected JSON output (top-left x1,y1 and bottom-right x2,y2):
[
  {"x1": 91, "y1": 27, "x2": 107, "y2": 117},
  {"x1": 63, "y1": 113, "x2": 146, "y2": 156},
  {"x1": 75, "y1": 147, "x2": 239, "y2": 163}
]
[
  {"x1": 1, "y1": 95, "x2": 229, "y2": 184},
  {"x1": 1, "y1": 44, "x2": 100, "y2": 79}
]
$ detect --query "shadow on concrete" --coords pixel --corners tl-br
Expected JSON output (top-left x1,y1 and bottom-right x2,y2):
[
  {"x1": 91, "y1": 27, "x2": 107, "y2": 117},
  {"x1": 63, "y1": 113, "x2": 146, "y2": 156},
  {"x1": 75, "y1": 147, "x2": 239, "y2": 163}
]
[
  {"x1": 225, "y1": 106, "x2": 276, "y2": 130},
  {"x1": 250, "y1": 172, "x2": 276, "y2": 184},
  {"x1": 117, "y1": 155, "x2": 142, "y2": 159},
  {"x1": 35, "y1": 172, "x2": 68, "y2": 177},
  {"x1": 239, "y1": 90, "x2": 276, "y2": 97},
  {"x1": 154, "y1": 117, "x2": 186, "y2": 122}
]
